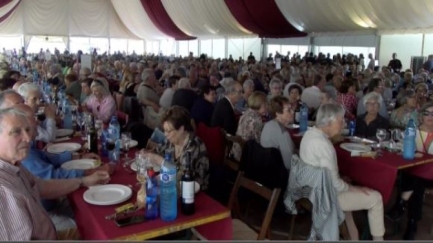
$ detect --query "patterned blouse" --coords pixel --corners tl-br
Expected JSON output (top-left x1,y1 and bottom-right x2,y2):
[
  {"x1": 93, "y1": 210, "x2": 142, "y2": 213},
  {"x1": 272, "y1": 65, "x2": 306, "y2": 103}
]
[
  {"x1": 232, "y1": 109, "x2": 264, "y2": 161},
  {"x1": 390, "y1": 107, "x2": 418, "y2": 129},
  {"x1": 336, "y1": 92, "x2": 357, "y2": 120},
  {"x1": 156, "y1": 133, "x2": 210, "y2": 191}
]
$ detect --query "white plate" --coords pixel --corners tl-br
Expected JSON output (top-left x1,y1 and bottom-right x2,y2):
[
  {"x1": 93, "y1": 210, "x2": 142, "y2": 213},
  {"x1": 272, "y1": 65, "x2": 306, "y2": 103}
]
[
  {"x1": 47, "y1": 143, "x2": 81, "y2": 154},
  {"x1": 83, "y1": 184, "x2": 132, "y2": 206},
  {"x1": 56, "y1": 129, "x2": 74, "y2": 138},
  {"x1": 130, "y1": 161, "x2": 161, "y2": 172},
  {"x1": 382, "y1": 141, "x2": 403, "y2": 150},
  {"x1": 61, "y1": 159, "x2": 100, "y2": 170},
  {"x1": 340, "y1": 143, "x2": 372, "y2": 153},
  {"x1": 286, "y1": 124, "x2": 299, "y2": 129}
]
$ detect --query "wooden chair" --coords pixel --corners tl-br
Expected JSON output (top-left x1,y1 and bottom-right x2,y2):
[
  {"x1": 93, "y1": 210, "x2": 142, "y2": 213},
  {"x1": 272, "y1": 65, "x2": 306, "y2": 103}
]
[
  {"x1": 288, "y1": 198, "x2": 351, "y2": 240},
  {"x1": 222, "y1": 130, "x2": 245, "y2": 173},
  {"x1": 191, "y1": 171, "x2": 281, "y2": 240}
]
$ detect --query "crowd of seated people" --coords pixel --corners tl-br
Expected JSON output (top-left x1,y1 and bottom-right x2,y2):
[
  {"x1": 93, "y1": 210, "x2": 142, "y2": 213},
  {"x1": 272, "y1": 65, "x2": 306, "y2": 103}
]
[{"x1": 1, "y1": 48, "x2": 433, "y2": 240}]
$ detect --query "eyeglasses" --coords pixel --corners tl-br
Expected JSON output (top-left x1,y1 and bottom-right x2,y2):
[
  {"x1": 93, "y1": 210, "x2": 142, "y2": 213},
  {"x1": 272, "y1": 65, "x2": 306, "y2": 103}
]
[
  {"x1": 423, "y1": 111, "x2": 433, "y2": 117},
  {"x1": 366, "y1": 102, "x2": 379, "y2": 107},
  {"x1": 164, "y1": 128, "x2": 176, "y2": 134}
]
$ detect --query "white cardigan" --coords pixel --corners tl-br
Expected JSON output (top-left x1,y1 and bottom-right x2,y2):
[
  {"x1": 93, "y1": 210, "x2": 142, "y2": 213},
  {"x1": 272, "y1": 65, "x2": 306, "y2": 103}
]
[{"x1": 300, "y1": 127, "x2": 349, "y2": 193}]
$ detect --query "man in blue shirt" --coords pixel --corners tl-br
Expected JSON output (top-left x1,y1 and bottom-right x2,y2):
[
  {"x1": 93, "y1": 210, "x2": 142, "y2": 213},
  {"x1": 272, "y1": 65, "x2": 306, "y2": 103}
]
[{"x1": 14, "y1": 103, "x2": 113, "y2": 238}]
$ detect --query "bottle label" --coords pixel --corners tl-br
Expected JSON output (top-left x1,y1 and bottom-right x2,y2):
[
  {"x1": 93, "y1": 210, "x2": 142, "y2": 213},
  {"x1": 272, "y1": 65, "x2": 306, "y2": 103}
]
[
  {"x1": 160, "y1": 173, "x2": 175, "y2": 183},
  {"x1": 182, "y1": 181, "x2": 194, "y2": 203}
]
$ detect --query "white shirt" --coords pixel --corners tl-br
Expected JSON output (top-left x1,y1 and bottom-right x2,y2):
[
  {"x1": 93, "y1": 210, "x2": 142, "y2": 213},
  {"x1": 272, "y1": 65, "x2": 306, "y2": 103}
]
[
  {"x1": 301, "y1": 86, "x2": 321, "y2": 109},
  {"x1": 159, "y1": 88, "x2": 174, "y2": 108},
  {"x1": 36, "y1": 118, "x2": 56, "y2": 143},
  {"x1": 300, "y1": 127, "x2": 349, "y2": 193}
]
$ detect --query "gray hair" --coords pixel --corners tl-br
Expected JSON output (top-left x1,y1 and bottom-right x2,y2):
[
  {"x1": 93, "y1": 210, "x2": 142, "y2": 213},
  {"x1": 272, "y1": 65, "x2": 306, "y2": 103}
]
[
  {"x1": 398, "y1": 90, "x2": 415, "y2": 106},
  {"x1": 177, "y1": 78, "x2": 191, "y2": 89},
  {"x1": 176, "y1": 67, "x2": 187, "y2": 78},
  {"x1": 224, "y1": 80, "x2": 240, "y2": 95},
  {"x1": 362, "y1": 92, "x2": 383, "y2": 107},
  {"x1": 269, "y1": 78, "x2": 282, "y2": 88},
  {"x1": 17, "y1": 82, "x2": 40, "y2": 100},
  {"x1": 0, "y1": 107, "x2": 29, "y2": 133},
  {"x1": 0, "y1": 90, "x2": 22, "y2": 109},
  {"x1": 141, "y1": 68, "x2": 153, "y2": 83},
  {"x1": 243, "y1": 79, "x2": 254, "y2": 90},
  {"x1": 316, "y1": 103, "x2": 345, "y2": 128},
  {"x1": 322, "y1": 86, "x2": 337, "y2": 101}
]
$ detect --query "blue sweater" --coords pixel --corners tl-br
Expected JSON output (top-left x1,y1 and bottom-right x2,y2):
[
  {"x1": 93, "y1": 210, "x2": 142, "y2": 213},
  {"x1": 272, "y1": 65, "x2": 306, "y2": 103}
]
[{"x1": 21, "y1": 143, "x2": 85, "y2": 211}]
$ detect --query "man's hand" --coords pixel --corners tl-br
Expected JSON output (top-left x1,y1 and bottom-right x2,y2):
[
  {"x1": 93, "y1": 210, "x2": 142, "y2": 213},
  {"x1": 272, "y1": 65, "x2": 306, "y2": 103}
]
[{"x1": 82, "y1": 171, "x2": 110, "y2": 187}]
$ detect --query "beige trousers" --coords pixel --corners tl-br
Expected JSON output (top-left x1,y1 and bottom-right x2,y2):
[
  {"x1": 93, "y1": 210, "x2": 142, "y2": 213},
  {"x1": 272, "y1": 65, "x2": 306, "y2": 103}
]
[{"x1": 338, "y1": 189, "x2": 385, "y2": 237}]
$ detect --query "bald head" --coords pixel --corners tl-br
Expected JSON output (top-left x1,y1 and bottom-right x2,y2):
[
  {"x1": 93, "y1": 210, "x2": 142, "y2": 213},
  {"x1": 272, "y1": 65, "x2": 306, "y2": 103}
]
[{"x1": 0, "y1": 90, "x2": 24, "y2": 109}]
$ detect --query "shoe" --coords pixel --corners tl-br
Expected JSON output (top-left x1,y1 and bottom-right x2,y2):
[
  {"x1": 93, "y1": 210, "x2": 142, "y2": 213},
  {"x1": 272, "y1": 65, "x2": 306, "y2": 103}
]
[
  {"x1": 403, "y1": 218, "x2": 417, "y2": 240},
  {"x1": 385, "y1": 198, "x2": 407, "y2": 221}
]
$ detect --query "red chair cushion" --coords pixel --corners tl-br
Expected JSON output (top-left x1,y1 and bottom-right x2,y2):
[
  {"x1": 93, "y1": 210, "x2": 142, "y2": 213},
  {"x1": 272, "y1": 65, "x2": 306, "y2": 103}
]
[{"x1": 195, "y1": 123, "x2": 225, "y2": 165}]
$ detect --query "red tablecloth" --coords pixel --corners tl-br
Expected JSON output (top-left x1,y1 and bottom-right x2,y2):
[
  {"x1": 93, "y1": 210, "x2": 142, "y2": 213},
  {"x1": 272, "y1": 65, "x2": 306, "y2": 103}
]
[
  {"x1": 289, "y1": 129, "x2": 433, "y2": 205},
  {"x1": 64, "y1": 136, "x2": 232, "y2": 240}
]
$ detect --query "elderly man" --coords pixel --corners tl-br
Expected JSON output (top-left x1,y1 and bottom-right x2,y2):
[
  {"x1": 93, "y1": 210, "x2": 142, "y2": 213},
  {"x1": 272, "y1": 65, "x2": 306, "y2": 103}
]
[
  {"x1": 234, "y1": 79, "x2": 254, "y2": 113},
  {"x1": 0, "y1": 107, "x2": 110, "y2": 240},
  {"x1": 16, "y1": 83, "x2": 57, "y2": 143},
  {"x1": 13, "y1": 103, "x2": 113, "y2": 237},
  {"x1": 211, "y1": 80, "x2": 243, "y2": 135},
  {"x1": 137, "y1": 68, "x2": 161, "y2": 117}
]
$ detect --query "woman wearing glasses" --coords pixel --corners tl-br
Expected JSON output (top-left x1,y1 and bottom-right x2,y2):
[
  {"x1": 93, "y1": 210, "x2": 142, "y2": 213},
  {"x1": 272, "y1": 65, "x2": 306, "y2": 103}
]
[
  {"x1": 387, "y1": 102, "x2": 433, "y2": 240},
  {"x1": 82, "y1": 79, "x2": 116, "y2": 123}
]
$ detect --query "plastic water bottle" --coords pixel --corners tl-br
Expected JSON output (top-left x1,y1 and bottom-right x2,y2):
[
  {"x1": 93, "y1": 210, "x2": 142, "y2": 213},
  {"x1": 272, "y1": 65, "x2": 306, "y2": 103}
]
[
  {"x1": 299, "y1": 102, "x2": 309, "y2": 133},
  {"x1": 159, "y1": 150, "x2": 177, "y2": 221},
  {"x1": 403, "y1": 119, "x2": 416, "y2": 160},
  {"x1": 349, "y1": 120, "x2": 356, "y2": 137},
  {"x1": 100, "y1": 128, "x2": 108, "y2": 157},
  {"x1": 108, "y1": 116, "x2": 120, "y2": 140},
  {"x1": 63, "y1": 104, "x2": 73, "y2": 129},
  {"x1": 144, "y1": 169, "x2": 159, "y2": 220}
]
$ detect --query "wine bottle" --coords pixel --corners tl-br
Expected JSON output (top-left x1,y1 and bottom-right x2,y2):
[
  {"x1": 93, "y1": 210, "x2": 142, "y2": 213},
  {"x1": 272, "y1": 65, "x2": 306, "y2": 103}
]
[
  {"x1": 88, "y1": 116, "x2": 98, "y2": 154},
  {"x1": 181, "y1": 151, "x2": 195, "y2": 215}
]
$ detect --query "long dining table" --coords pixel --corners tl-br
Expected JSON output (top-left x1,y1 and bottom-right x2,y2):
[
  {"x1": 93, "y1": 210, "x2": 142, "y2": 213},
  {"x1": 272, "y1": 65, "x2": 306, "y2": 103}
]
[
  {"x1": 288, "y1": 128, "x2": 433, "y2": 205},
  {"x1": 57, "y1": 134, "x2": 232, "y2": 240}
]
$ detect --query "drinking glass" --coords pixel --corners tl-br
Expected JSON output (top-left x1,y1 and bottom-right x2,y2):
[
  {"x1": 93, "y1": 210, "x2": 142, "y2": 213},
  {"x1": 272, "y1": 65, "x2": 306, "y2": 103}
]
[
  {"x1": 135, "y1": 153, "x2": 149, "y2": 189},
  {"x1": 76, "y1": 113, "x2": 86, "y2": 140},
  {"x1": 376, "y1": 129, "x2": 387, "y2": 151},
  {"x1": 121, "y1": 132, "x2": 131, "y2": 160},
  {"x1": 390, "y1": 129, "x2": 404, "y2": 150}
]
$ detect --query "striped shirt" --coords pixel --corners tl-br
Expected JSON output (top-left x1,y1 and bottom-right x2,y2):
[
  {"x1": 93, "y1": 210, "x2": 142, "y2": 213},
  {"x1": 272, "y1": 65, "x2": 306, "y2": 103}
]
[{"x1": 0, "y1": 159, "x2": 57, "y2": 240}]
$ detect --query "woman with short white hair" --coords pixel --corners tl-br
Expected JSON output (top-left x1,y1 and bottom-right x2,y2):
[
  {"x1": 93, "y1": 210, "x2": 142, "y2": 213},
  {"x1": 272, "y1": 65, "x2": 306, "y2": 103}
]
[
  {"x1": 300, "y1": 103, "x2": 385, "y2": 241},
  {"x1": 83, "y1": 79, "x2": 116, "y2": 123},
  {"x1": 355, "y1": 92, "x2": 389, "y2": 139}
]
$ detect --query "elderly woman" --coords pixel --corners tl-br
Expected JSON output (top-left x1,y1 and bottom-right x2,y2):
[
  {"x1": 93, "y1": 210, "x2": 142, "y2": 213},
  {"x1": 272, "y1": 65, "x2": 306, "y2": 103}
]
[
  {"x1": 415, "y1": 83, "x2": 429, "y2": 108},
  {"x1": 260, "y1": 96, "x2": 295, "y2": 170},
  {"x1": 232, "y1": 91, "x2": 268, "y2": 161},
  {"x1": 336, "y1": 79, "x2": 358, "y2": 120},
  {"x1": 287, "y1": 84, "x2": 303, "y2": 110},
  {"x1": 311, "y1": 86, "x2": 337, "y2": 121},
  {"x1": 354, "y1": 92, "x2": 390, "y2": 139},
  {"x1": 386, "y1": 102, "x2": 433, "y2": 240},
  {"x1": 144, "y1": 106, "x2": 209, "y2": 190},
  {"x1": 390, "y1": 90, "x2": 418, "y2": 129},
  {"x1": 17, "y1": 82, "x2": 57, "y2": 143},
  {"x1": 267, "y1": 78, "x2": 283, "y2": 101},
  {"x1": 301, "y1": 103, "x2": 385, "y2": 241},
  {"x1": 83, "y1": 79, "x2": 116, "y2": 123}
]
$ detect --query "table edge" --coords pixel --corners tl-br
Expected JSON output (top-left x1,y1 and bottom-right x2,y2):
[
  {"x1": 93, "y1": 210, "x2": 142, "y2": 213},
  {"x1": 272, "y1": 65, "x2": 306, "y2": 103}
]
[
  {"x1": 398, "y1": 158, "x2": 433, "y2": 170},
  {"x1": 112, "y1": 210, "x2": 231, "y2": 240}
]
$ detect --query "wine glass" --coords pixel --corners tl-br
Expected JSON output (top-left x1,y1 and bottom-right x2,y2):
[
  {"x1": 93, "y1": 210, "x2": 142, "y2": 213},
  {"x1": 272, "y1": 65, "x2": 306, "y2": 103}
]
[
  {"x1": 135, "y1": 153, "x2": 148, "y2": 190},
  {"x1": 121, "y1": 132, "x2": 131, "y2": 160},
  {"x1": 76, "y1": 113, "x2": 86, "y2": 140},
  {"x1": 391, "y1": 129, "x2": 404, "y2": 150},
  {"x1": 376, "y1": 129, "x2": 387, "y2": 151}
]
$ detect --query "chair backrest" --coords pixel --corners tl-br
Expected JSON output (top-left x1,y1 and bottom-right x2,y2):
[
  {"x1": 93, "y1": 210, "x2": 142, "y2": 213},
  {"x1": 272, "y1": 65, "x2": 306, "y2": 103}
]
[
  {"x1": 223, "y1": 130, "x2": 245, "y2": 172},
  {"x1": 195, "y1": 122, "x2": 225, "y2": 165},
  {"x1": 229, "y1": 171, "x2": 281, "y2": 240},
  {"x1": 240, "y1": 140, "x2": 288, "y2": 191},
  {"x1": 116, "y1": 110, "x2": 129, "y2": 128}
]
